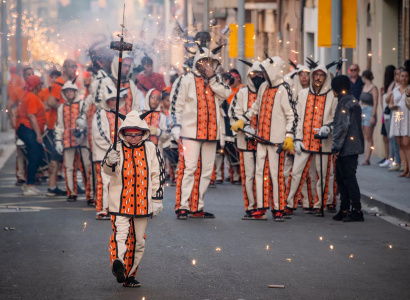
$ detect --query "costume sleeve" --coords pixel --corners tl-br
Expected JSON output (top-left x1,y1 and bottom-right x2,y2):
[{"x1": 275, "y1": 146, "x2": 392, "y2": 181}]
[
  {"x1": 102, "y1": 144, "x2": 122, "y2": 176},
  {"x1": 279, "y1": 84, "x2": 295, "y2": 137},
  {"x1": 209, "y1": 74, "x2": 232, "y2": 102},
  {"x1": 228, "y1": 88, "x2": 247, "y2": 124},
  {"x1": 92, "y1": 110, "x2": 111, "y2": 153},
  {"x1": 158, "y1": 113, "x2": 170, "y2": 141},
  {"x1": 130, "y1": 81, "x2": 142, "y2": 113},
  {"x1": 323, "y1": 96, "x2": 338, "y2": 131},
  {"x1": 151, "y1": 145, "x2": 165, "y2": 200},
  {"x1": 170, "y1": 76, "x2": 186, "y2": 127},
  {"x1": 243, "y1": 83, "x2": 267, "y2": 121},
  {"x1": 54, "y1": 105, "x2": 64, "y2": 142},
  {"x1": 295, "y1": 92, "x2": 305, "y2": 141},
  {"x1": 331, "y1": 101, "x2": 350, "y2": 152}
]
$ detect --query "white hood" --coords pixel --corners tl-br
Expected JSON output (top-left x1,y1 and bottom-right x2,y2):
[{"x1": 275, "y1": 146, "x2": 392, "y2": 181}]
[
  {"x1": 192, "y1": 47, "x2": 221, "y2": 76},
  {"x1": 118, "y1": 110, "x2": 151, "y2": 146},
  {"x1": 259, "y1": 56, "x2": 285, "y2": 87},
  {"x1": 143, "y1": 88, "x2": 161, "y2": 112},
  {"x1": 111, "y1": 52, "x2": 134, "y2": 81},
  {"x1": 61, "y1": 80, "x2": 81, "y2": 103},
  {"x1": 100, "y1": 84, "x2": 125, "y2": 111},
  {"x1": 309, "y1": 64, "x2": 332, "y2": 95}
]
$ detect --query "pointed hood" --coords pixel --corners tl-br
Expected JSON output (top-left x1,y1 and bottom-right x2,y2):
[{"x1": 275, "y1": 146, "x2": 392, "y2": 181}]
[
  {"x1": 143, "y1": 88, "x2": 161, "y2": 112},
  {"x1": 118, "y1": 110, "x2": 151, "y2": 145},
  {"x1": 246, "y1": 61, "x2": 263, "y2": 92},
  {"x1": 259, "y1": 56, "x2": 285, "y2": 87},
  {"x1": 100, "y1": 84, "x2": 125, "y2": 111},
  {"x1": 61, "y1": 80, "x2": 80, "y2": 103},
  {"x1": 284, "y1": 64, "x2": 311, "y2": 95},
  {"x1": 192, "y1": 47, "x2": 221, "y2": 76},
  {"x1": 309, "y1": 64, "x2": 332, "y2": 95},
  {"x1": 111, "y1": 52, "x2": 134, "y2": 81}
]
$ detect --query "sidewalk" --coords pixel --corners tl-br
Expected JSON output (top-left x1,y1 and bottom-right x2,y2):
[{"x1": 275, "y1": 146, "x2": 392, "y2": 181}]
[
  {"x1": 0, "y1": 128, "x2": 16, "y2": 171},
  {"x1": 357, "y1": 155, "x2": 410, "y2": 223}
]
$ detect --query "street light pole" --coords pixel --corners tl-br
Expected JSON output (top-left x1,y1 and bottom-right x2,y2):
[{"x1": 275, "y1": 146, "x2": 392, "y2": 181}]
[
  {"x1": 183, "y1": 0, "x2": 188, "y2": 29},
  {"x1": 204, "y1": 0, "x2": 209, "y2": 31},
  {"x1": 331, "y1": 0, "x2": 342, "y2": 72},
  {"x1": 1, "y1": 0, "x2": 9, "y2": 132},
  {"x1": 237, "y1": 0, "x2": 245, "y2": 79}
]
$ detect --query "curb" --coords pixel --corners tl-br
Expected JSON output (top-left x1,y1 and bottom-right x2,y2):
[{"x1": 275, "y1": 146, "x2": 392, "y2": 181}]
[{"x1": 361, "y1": 191, "x2": 410, "y2": 223}]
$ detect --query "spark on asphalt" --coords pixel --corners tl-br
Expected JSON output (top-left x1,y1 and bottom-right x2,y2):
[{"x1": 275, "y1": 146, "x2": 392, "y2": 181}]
[
  {"x1": 83, "y1": 222, "x2": 87, "y2": 232},
  {"x1": 192, "y1": 259, "x2": 196, "y2": 265}
]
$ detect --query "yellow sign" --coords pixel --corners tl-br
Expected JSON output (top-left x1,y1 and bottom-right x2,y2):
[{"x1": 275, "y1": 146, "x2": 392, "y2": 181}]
[
  {"x1": 229, "y1": 23, "x2": 255, "y2": 58},
  {"x1": 317, "y1": 0, "x2": 357, "y2": 48},
  {"x1": 318, "y1": 0, "x2": 332, "y2": 47},
  {"x1": 342, "y1": 0, "x2": 357, "y2": 48}
]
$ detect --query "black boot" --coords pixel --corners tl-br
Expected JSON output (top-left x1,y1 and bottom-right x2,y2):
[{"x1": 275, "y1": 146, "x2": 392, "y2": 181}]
[
  {"x1": 343, "y1": 210, "x2": 364, "y2": 222},
  {"x1": 333, "y1": 210, "x2": 348, "y2": 221}
]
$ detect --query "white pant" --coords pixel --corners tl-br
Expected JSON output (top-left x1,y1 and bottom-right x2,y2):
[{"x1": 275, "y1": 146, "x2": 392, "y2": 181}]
[
  {"x1": 286, "y1": 152, "x2": 331, "y2": 210},
  {"x1": 214, "y1": 152, "x2": 224, "y2": 181},
  {"x1": 175, "y1": 139, "x2": 217, "y2": 213},
  {"x1": 255, "y1": 143, "x2": 287, "y2": 211},
  {"x1": 63, "y1": 147, "x2": 92, "y2": 199},
  {"x1": 109, "y1": 216, "x2": 147, "y2": 278},
  {"x1": 239, "y1": 151, "x2": 256, "y2": 212}
]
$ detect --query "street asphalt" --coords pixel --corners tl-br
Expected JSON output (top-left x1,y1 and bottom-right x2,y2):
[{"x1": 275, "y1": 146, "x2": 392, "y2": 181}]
[{"x1": 1, "y1": 154, "x2": 410, "y2": 300}]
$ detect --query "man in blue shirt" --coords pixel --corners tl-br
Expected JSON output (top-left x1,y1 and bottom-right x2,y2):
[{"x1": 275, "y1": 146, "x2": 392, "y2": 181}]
[{"x1": 349, "y1": 64, "x2": 363, "y2": 100}]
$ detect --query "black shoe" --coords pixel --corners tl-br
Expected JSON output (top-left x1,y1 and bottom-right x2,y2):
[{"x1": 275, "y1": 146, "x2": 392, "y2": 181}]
[
  {"x1": 66, "y1": 195, "x2": 77, "y2": 202},
  {"x1": 327, "y1": 205, "x2": 337, "y2": 213},
  {"x1": 177, "y1": 210, "x2": 188, "y2": 220},
  {"x1": 314, "y1": 209, "x2": 324, "y2": 217},
  {"x1": 123, "y1": 276, "x2": 141, "y2": 287},
  {"x1": 57, "y1": 175, "x2": 65, "y2": 182},
  {"x1": 15, "y1": 179, "x2": 26, "y2": 186},
  {"x1": 242, "y1": 210, "x2": 257, "y2": 220},
  {"x1": 77, "y1": 185, "x2": 85, "y2": 195},
  {"x1": 96, "y1": 213, "x2": 110, "y2": 220},
  {"x1": 232, "y1": 180, "x2": 241, "y2": 185},
  {"x1": 46, "y1": 187, "x2": 67, "y2": 197},
  {"x1": 343, "y1": 210, "x2": 364, "y2": 222},
  {"x1": 215, "y1": 180, "x2": 223, "y2": 184},
  {"x1": 87, "y1": 199, "x2": 96, "y2": 207},
  {"x1": 333, "y1": 210, "x2": 348, "y2": 221},
  {"x1": 303, "y1": 207, "x2": 313, "y2": 214},
  {"x1": 209, "y1": 181, "x2": 216, "y2": 188},
  {"x1": 112, "y1": 259, "x2": 127, "y2": 283}
]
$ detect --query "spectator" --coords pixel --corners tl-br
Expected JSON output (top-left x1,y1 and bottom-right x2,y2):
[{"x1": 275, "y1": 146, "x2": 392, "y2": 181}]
[
  {"x1": 379, "y1": 65, "x2": 396, "y2": 168},
  {"x1": 349, "y1": 64, "x2": 364, "y2": 100},
  {"x1": 136, "y1": 56, "x2": 166, "y2": 95},
  {"x1": 387, "y1": 68, "x2": 403, "y2": 171},
  {"x1": 331, "y1": 75, "x2": 364, "y2": 222},
  {"x1": 359, "y1": 70, "x2": 378, "y2": 165},
  {"x1": 38, "y1": 70, "x2": 67, "y2": 196},
  {"x1": 7, "y1": 67, "x2": 34, "y2": 185},
  {"x1": 389, "y1": 68, "x2": 410, "y2": 177},
  {"x1": 15, "y1": 75, "x2": 46, "y2": 196}
]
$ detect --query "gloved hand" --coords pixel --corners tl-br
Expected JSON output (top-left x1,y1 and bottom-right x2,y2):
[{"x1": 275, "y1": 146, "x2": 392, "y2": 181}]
[
  {"x1": 152, "y1": 200, "x2": 163, "y2": 217},
  {"x1": 243, "y1": 124, "x2": 255, "y2": 136},
  {"x1": 319, "y1": 126, "x2": 330, "y2": 136},
  {"x1": 149, "y1": 126, "x2": 158, "y2": 136},
  {"x1": 171, "y1": 126, "x2": 180, "y2": 141},
  {"x1": 231, "y1": 119, "x2": 245, "y2": 132},
  {"x1": 55, "y1": 141, "x2": 64, "y2": 155},
  {"x1": 107, "y1": 149, "x2": 120, "y2": 166},
  {"x1": 282, "y1": 136, "x2": 294, "y2": 151},
  {"x1": 75, "y1": 117, "x2": 87, "y2": 131},
  {"x1": 294, "y1": 140, "x2": 306, "y2": 154}
]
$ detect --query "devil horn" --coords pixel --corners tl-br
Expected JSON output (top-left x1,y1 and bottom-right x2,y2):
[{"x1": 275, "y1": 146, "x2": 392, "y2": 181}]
[
  {"x1": 306, "y1": 57, "x2": 319, "y2": 69},
  {"x1": 264, "y1": 52, "x2": 273, "y2": 63},
  {"x1": 326, "y1": 61, "x2": 338, "y2": 70},
  {"x1": 139, "y1": 110, "x2": 155, "y2": 120},
  {"x1": 212, "y1": 44, "x2": 225, "y2": 55},
  {"x1": 110, "y1": 110, "x2": 126, "y2": 120},
  {"x1": 195, "y1": 42, "x2": 205, "y2": 54},
  {"x1": 238, "y1": 59, "x2": 253, "y2": 67},
  {"x1": 107, "y1": 86, "x2": 112, "y2": 94},
  {"x1": 72, "y1": 76, "x2": 77, "y2": 84},
  {"x1": 288, "y1": 59, "x2": 298, "y2": 70}
]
